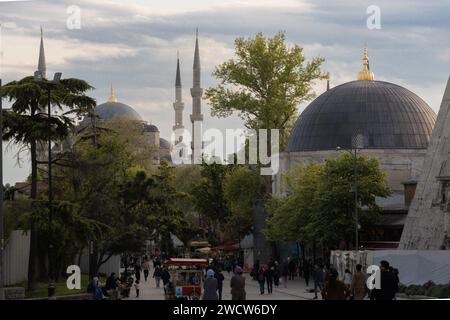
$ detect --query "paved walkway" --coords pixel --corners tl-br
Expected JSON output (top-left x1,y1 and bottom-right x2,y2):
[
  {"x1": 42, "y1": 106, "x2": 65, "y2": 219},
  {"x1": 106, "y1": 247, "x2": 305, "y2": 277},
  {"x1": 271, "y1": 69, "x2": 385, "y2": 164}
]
[{"x1": 125, "y1": 268, "x2": 319, "y2": 300}]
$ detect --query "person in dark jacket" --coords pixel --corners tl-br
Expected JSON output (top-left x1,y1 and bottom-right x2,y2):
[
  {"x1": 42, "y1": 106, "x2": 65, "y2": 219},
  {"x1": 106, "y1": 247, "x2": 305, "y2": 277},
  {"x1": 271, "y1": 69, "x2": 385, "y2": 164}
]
[
  {"x1": 372, "y1": 260, "x2": 397, "y2": 300},
  {"x1": 105, "y1": 273, "x2": 117, "y2": 291},
  {"x1": 273, "y1": 264, "x2": 280, "y2": 288},
  {"x1": 313, "y1": 264, "x2": 324, "y2": 299},
  {"x1": 203, "y1": 269, "x2": 219, "y2": 300},
  {"x1": 321, "y1": 269, "x2": 349, "y2": 300},
  {"x1": 303, "y1": 260, "x2": 311, "y2": 287},
  {"x1": 257, "y1": 267, "x2": 265, "y2": 294},
  {"x1": 134, "y1": 263, "x2": 141, "y2": 281},
  {"x1": 264, "y1": 267, "x2": 274, "y2": 294},
  {"x1": 214, "y1": 269, "x2": 225, "y2": 300},
  {"x1": 161, "y1": 267, "x2": 171, "y2": 292},
  {"x1": 153, "y1": 266, "x2": 163, "y2": 288},
  {"x1": 230, "y1": 266, "x2": 246, "y2": 300}
]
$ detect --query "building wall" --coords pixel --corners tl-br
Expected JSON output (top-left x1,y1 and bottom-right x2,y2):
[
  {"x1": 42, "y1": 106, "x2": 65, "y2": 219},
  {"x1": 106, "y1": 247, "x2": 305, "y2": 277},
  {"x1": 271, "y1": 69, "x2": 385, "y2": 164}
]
[
  {"x1": 274, "y1": 149, "x2": 427, "y2": 194},
  {"x1": 4, "y1": 230, "x2": 30, "y2": 286},
  {"x1": 79, "y1": 248, "x2": 121, "y2": 276}
]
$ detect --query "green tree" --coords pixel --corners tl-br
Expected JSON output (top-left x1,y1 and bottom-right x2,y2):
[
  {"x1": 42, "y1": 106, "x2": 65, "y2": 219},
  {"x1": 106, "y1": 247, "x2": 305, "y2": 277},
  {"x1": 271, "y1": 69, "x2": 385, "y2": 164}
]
[
  {"x1": 317, "y1": 154, "x2": 390, "y2": 246},
  {"x1": 149, "y1": 161, "x2": 187, "y2": 255},
  {"x1": 56, "y1": 129, "x2": 138, "y2": 275},
  {"x1": 267, "y1": 154, "x2": 390, "y2": 249},
  {"x1": 205, "y1": 32, "x2": 328, "y2": 192},
  {"x1": 267, "y1": 162, "x2": 323, "y2": 243},
  {"x1": 1, "y1": 76, "x2": 95, "y2": 288},
  {"x1": 223, "y1": 166, "x2": 265, "y2": 242},
  {"x1": 191, "y1": 161, "x2": 232, "y2": 242}
]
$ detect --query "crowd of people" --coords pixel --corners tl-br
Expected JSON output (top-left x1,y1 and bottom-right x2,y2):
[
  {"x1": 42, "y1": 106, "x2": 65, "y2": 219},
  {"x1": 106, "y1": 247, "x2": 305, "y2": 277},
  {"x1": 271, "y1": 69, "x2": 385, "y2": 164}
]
[
  {"x1": 87, "y1": 253, "x2": 401, "y2": 301},
  {"x1": 249, "y1": 256, "x2": 401, "y2": 300}
]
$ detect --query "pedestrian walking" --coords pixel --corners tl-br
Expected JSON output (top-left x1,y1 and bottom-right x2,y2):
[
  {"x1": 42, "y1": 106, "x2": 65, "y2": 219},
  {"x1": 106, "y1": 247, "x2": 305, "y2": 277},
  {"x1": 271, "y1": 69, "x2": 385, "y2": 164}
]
[
  {"x1": 273, "y1": 264, "x2": 280, "y2": 288},
  {"x1": 134, "y1": 262, "x2": 141, "y2": 281},
  {"x1": 143, "y1": 258, "x2": 150, "y2": 282},
  {"x1": 288, "y1": 257, "x2": 296, "y2": 280},
  {"x1": 153, "y1": 265, "x2": 162, "y2": 288},
  {"x1": 161, "y1": 267, "x2": 171, "y2": 292},
  {"x1": 350, "y1": 264, "x2": 367, "y2": 300},
  {"x1": 321, "y1": 269, "x2": 349, "y2": 300},
  {"x1": 265, "y1": 267, "x2": 274, "y2": 294},
  {"x1": 224, "y1": 257, "x2": 232, "y2": 274},
  {"x1": 230, "y1": 266, "x2": 246, "y2": 300},
  {"x1": 313, "y1": 264, "x2": 324, "y2": 299},
  {"x1": 392, "y1": 267, "x2": 400, "y2": 299},
  {"x1": 281, "y1": 260, "x2": 289, "y2": 288},
  {"x1": 371, "y1": 260, "x2": 397, "y2": 300},
  {"x1": 214, "y1": 269, "x2": 225, "y2": 300},
  {"x1": 303, "y1": 260, "x2": 311, "y2": 287},
  {"x1": 134, "y1": 279, "x2": 140, "y2": 298},
  {"x1": 343, "y1": 269, "x2": 353, "y2": 292},
  {"x1": 203, "y1": 269, "x2": 219, "y2": 300},
  {"x1": 257, "y1": 267, "x2": 266, "y2": 294}
]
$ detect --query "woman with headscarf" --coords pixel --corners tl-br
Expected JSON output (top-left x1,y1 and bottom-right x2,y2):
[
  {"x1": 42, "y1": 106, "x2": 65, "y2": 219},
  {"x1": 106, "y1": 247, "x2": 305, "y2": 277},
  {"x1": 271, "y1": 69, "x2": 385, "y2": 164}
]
[
  {"x1": 203, "y1": 269, "x2": 219, "y2": 300},
  {"x1": 230, "y1": 266, "x2": 246, "y2": 300},
  {"x1": 89, "y1": 276, "x2": 104, "y2": 300}
]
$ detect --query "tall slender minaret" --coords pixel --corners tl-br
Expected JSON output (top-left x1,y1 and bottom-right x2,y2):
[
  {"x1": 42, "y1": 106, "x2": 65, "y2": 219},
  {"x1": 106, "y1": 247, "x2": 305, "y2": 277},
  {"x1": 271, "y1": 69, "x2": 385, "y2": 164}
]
[
  {"x1": 190, "y1": 28, "x2": 203, "y2": 162},
  {"x1": 36, "y1": 27, "x2": 48, "y2": 165},
  {"x1": 173, "y1": 52, "x2": 184, "y2": 134},
  {"x1": 38, "y1": 26, "x2": 47, "y2": 79}
]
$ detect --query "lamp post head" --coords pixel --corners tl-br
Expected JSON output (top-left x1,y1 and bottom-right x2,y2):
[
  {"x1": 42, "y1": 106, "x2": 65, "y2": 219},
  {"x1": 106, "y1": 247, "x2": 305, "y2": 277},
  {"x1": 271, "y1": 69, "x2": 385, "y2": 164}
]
[{"x1": 352, "y1": 133, "x2": 364, "y2": 150}]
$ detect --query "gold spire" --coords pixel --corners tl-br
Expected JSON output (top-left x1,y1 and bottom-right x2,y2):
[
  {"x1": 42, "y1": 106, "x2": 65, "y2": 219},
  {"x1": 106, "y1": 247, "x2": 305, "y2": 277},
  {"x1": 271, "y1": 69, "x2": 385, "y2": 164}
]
[
  {"x1": 108, "y1": 82, "x2": 118, "y2": 103},
  {"x1": 357, "y1": 47, "x2": 374, "y2": 81}
]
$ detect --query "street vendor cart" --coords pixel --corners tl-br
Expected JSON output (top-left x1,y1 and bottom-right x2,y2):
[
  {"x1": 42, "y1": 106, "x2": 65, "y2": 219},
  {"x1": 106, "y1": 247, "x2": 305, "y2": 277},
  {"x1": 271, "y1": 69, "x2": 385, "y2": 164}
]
[{"x1": 163, "y1": 258, "x2": 209, "y2": 300}]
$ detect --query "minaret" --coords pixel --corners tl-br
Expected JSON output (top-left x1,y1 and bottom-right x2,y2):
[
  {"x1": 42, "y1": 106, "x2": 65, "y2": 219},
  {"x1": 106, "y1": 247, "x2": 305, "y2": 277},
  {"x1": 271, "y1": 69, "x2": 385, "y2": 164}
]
[
  {"x1": 38, "y1": 27, "x2": 47, "y2": 79},
  {"x1": 190, "y1": 29, "x2": 203, "y2": 162},
  {"x1": 173, "y1": 52, "x2": 184, "y2": 133}
]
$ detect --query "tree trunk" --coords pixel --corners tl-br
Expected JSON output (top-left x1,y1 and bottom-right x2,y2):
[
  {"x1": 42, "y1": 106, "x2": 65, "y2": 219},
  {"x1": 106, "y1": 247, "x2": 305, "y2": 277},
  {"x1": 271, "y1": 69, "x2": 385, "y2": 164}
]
[{"x1": 27, "y1": 140, "x2": 39, "y2": 290}]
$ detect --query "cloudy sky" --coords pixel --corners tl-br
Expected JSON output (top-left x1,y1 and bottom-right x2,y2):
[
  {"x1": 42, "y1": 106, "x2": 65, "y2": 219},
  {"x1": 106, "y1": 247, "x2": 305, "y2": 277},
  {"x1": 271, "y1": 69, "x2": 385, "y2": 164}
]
[{"x1": 1, "y1": 0, "x2": 449, "y2": 184}]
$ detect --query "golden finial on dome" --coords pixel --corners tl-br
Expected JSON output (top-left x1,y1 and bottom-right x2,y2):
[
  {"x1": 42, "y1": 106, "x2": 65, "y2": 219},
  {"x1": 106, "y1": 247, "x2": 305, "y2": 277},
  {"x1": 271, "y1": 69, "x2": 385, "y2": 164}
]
[
  {"x1": 108, "y1": 82, "x2": 118, "y2": 103},
  {"x1": 357, "y1": 47, "x2": 374, "y2": 81}
]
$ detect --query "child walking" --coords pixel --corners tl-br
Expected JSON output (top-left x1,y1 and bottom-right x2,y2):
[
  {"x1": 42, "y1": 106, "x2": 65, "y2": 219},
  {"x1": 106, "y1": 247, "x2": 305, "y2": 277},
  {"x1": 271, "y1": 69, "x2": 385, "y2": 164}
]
[{"x1": 134, "y1": 279, "x2": 140, "y2": 298}]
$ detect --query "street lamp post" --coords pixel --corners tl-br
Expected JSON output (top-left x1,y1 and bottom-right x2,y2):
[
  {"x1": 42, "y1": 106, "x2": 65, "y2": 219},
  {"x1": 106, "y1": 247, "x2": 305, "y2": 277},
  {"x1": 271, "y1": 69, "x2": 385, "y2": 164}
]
[
  {"x1": 336, "y1": 133, "x2": 364, "y2": 251},
  {"x1": 33, "y1": 71, "x2": 62, "y2": 299}
]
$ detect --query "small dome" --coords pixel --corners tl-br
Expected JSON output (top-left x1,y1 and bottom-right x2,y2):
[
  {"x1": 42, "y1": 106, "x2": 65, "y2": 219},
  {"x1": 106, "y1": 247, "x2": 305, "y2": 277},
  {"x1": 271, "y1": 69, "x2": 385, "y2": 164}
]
[
  {"x1": 144, "y1": 123, "x2": 159, "y2": 133},
  {"x1": 94, "y1": 101, "x2": 143, "y2": 122},
  {"x1": 287, "y1": 80, "x2": 436, "y2": 152}
]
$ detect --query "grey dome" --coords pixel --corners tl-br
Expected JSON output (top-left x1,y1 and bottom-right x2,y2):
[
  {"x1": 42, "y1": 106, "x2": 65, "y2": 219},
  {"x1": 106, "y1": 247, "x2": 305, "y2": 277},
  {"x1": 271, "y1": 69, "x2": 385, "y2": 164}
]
[
  {"x1": 144, "y1": 123, "x2": 159, "y2": 133},
  {"x1": 95, "y1": 101, "x2": 142, "y2": 122},
  {"x1": 287, "y1": 80, "x2": 436, "y2": 152}
]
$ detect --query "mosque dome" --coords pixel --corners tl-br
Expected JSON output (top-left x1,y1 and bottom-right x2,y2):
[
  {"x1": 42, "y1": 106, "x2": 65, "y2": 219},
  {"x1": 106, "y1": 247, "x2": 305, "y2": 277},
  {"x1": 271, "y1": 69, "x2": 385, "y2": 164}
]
[
  {"x1": 144, "y1": 123, "x2": 159, "y2": 133},
  {"x1": 287, "y1": 50, "x2": 436, "y2": 152},
  {"x1": 94, "y1": 83, "x2": 142, "y2": 122}
]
